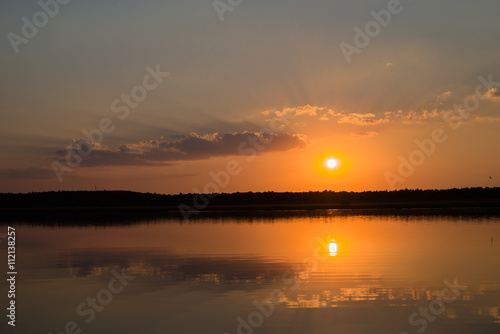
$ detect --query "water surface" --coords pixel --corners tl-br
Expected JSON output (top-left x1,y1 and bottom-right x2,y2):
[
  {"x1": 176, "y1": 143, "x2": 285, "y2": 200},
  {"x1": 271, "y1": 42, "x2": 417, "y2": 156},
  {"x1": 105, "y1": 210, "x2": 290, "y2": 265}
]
[{"x1": 5, "y1": 213, "x2": 500, "y2": 333}]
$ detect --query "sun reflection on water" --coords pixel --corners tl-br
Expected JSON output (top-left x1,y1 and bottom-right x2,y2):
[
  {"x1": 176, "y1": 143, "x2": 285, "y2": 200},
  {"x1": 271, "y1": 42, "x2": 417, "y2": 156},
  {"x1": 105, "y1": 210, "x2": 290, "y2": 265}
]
[{"x1": 329, "y1": 239, "x2": 338, "y2": 256}]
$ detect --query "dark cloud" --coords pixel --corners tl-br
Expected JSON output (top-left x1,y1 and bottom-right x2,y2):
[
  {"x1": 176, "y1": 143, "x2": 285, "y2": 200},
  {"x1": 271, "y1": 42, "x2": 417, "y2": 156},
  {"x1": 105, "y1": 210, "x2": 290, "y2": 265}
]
[{"x1": 55, "y1": 132, "x2": 308, "y2": 167}]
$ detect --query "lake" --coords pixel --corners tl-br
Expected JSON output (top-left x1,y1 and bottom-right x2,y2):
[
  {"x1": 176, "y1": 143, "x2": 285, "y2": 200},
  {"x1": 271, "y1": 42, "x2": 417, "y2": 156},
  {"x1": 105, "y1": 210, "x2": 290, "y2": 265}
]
[{"x1": 4, "y1": 212, "x2": 500, "y2": 333}]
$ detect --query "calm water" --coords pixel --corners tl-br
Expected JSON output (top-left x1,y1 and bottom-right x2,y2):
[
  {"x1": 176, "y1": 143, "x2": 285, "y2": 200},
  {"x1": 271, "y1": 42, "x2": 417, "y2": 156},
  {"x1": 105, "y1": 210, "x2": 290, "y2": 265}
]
[{"x1": 4, "y1": 213, "x2": 500, "y2": 333}]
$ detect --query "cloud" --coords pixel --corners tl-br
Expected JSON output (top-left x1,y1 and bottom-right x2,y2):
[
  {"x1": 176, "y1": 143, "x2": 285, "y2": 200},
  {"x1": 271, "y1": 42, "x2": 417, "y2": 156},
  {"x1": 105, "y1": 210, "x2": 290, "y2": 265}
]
[
  {"x1": 266, "y1": 105, "x2": 342, "y2": 121},
  {"x1": 337, "y1": 113, "x2": 390, "y2": 126},
  {"x1": 402, "y1": 109, "x2": 443, "y2": 124},
  {"x1": 350, "y1": 131, "x2": 379, "y2": 138},
  {"x1": 54, "y1": 132, "x2": 309, "y2": 167},
  {"x1": 288, "y1": 105, "x2": 321, "y2": 116},
  {"x1": 265, "y1": 102, "x2": 497, "y2": 130},
  {"x1": 264, "y1": 104, "x2": 486, "y2": 128},
  {"x1": 474, "y1": 115, "x2": 500, "y2": 122},
  {"x1": 271, "y1": 104, "x2": 327, "y2": 117},
  {"x1": 265, "y1": 105, "x2": 391, "y2": 126},
  {"x1": 484, "y1": 88, "x2": 500, "y2": 100},
  {"x1": 0, "y1": 167, "x2": 56, "y2": 180},
  {"x1": 437, "y1": 91, "x2": 452, "y2": 104}
]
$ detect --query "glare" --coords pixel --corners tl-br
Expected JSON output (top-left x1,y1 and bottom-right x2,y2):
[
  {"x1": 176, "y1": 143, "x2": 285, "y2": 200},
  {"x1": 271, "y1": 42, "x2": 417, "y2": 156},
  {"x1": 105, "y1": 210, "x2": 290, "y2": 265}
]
[
  {"x1": 325, "y1": 158, "x2": 338, "y2": 169},
  {"x1": 329, "y1": 239, "x2": 338, "y2": 256}
]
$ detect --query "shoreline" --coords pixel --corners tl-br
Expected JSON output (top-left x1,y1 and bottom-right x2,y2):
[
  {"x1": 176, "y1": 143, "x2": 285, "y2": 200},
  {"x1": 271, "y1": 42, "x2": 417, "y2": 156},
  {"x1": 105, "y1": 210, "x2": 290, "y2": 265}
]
[{"x1": 1, "y1": 203, "x2": 500, "y2": 224}]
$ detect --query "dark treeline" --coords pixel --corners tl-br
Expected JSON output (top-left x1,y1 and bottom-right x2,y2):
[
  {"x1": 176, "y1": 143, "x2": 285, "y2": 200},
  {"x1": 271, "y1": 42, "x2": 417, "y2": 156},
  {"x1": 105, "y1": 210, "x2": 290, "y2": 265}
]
[{"x1": 1, "y1": 187, "x2": 499, "y2": 209}]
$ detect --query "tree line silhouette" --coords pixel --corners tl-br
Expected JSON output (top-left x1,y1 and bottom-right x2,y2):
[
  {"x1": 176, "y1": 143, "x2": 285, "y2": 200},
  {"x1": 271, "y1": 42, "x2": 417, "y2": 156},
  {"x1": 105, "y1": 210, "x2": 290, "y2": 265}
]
[{"x1": 1, "y1": 187, "x2": 499, "y2": 209}]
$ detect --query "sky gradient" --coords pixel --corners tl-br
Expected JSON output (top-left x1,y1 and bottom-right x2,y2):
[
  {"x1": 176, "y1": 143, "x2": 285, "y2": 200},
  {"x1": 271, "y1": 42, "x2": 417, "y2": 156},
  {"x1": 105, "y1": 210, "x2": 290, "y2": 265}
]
[{"x1": 1, "y1": 0, "x2": 499, "y2": 194}]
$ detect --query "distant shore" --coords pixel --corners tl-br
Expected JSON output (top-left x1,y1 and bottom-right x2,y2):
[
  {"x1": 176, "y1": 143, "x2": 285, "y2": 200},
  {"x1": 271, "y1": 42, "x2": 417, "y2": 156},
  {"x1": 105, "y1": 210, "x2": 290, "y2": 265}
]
[{"x1": 0, "y1": 187, "x2": 499, "y2": 223}]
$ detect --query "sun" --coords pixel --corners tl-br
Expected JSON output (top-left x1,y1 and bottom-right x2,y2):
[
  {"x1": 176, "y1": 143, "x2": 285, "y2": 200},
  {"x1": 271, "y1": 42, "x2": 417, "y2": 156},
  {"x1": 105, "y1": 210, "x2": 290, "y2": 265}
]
[
  {"x1": 325, "y1": 158, "x2": 339, "y2": 170},
  {"x1": 314, "y1": 153, "x2": 348, "y2": 177}
]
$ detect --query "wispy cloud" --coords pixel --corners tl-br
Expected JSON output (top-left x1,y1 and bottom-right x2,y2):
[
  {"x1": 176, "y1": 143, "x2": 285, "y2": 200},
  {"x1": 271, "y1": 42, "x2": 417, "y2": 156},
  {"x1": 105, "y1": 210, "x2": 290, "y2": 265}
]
[
  {"x1": 474, "y1": 115, "x2": 500, "y2": 122},
  {"x1": 271, "y1": 104, "x2": 331, "y2": 118},
  {"x1": 437, "y1": 91, "x2": 452, "y2": 104},
  {"x1": 265, "y1": 106, "x2": 390, "y2": 126},
  {"x1": 264, "y1": 103, "x2": 498, "y2": 129},
  {"x1": 402, "y1": 109, "x2": 444, "y2": 124},
  {"x1": 337, "y1": 113, "x2": 390, "y2": 126},
  {"x1": 350, "y1": 131, "x2": 379, "y2": 138}
]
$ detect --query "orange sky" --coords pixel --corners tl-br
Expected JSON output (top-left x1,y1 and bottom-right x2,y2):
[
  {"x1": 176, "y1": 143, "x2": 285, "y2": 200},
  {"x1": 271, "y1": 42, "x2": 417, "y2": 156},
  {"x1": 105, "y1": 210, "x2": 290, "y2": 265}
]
[{"x1": 1, "y1": 1, "x2": 499, "y2": 193}]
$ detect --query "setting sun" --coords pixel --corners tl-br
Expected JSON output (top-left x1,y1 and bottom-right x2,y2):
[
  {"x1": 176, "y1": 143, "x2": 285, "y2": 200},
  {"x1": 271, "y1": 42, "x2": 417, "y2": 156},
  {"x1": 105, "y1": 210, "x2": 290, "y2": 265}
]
[
  {"x1": 325, "y1": 158, "x2": 339, "y2": 170},
  {"x1": 312, "y1": 152, "x2": 349, "y2": 179}
]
